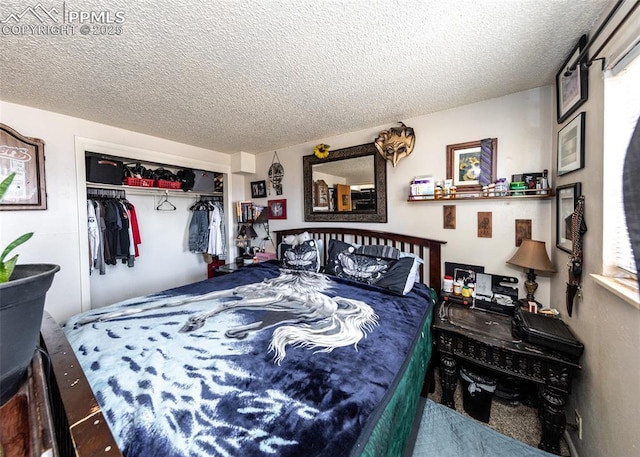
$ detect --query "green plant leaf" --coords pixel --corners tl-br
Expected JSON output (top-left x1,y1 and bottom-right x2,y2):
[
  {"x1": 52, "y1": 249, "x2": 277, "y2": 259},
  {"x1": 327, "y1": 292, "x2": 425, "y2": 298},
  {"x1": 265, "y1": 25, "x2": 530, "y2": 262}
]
[
  {"x1": 0, "y1": 255, "x2": 18, "y2": 282},
  {"x1": 0, "y1": 172, "x2": 16, "y2": 201},
  {"x1": 0, "y1": 232, "x2": 33, "y2": 264}
]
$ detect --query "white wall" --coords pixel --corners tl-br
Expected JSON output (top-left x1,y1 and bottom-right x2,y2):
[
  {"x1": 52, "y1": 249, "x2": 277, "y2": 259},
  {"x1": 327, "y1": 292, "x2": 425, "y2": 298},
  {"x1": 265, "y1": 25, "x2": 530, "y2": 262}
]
[
  {"x1": 0, "y1": 101, "x2": 235, "y2": 322},
  {"x1": 550, "y1": 40, "x2": 640, "y2": 457},
  {"x1": 248, "y1": 87, "x2": 555, "y2": 303}
]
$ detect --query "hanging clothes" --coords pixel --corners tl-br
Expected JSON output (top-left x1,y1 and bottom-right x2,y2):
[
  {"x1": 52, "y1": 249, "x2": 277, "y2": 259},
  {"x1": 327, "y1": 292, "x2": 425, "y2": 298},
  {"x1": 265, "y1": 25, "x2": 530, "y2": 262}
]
[
  {"x1": 126, "y1": 201, "x2": 142, "y2": 257},
  {"x1": 88, "y1": 195, "x2": 139, "y2": 273},
  {"x1": 207, "y1": 205, "x2": 223, "y2": 257},
  {"x1": 87, "y1": 200, "x2": 99, "y2": 274},
  {"x1": 188, "y1": 198, "x2": 227, "y2": 259},
  {"x1": 189, "y1": 209, "x2": 210, "y2": 253},
  {"x1": 94, "y1": 200, "x2": 107, "y2": 275}
]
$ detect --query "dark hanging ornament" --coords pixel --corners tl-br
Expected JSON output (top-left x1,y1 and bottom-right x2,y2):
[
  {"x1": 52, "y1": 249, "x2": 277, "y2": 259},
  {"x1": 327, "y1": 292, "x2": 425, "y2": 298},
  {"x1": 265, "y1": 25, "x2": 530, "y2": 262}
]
[{"x1": 268, "y1": 151, "x2": 284, "y2": 195}]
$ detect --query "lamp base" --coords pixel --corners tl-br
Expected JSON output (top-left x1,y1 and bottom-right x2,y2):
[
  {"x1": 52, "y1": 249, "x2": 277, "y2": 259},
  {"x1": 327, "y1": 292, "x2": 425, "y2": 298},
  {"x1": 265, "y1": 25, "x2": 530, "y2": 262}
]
[{"x1": 524, "y1": 268, "x2": 538, "y2": 302}]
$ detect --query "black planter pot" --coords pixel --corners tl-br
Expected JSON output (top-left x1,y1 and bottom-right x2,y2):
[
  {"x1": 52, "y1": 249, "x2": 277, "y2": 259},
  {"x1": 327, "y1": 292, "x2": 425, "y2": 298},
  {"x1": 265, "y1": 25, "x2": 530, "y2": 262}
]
[{"x1": 0, "y1": 264, "x2": 60, "y2": 405}]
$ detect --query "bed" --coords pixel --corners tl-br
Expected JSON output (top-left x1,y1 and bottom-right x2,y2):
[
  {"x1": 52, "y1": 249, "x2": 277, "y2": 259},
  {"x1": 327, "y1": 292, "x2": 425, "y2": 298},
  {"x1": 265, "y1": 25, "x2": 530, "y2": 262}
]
[{"x1": 39, "y1": 228, "x2": 446, "y2": 457}]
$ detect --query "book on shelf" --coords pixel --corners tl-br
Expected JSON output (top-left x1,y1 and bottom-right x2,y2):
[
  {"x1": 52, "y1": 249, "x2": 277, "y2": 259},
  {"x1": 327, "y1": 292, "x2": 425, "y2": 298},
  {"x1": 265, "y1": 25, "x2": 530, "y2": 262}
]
[{"x1": 235, "y1": 201, "x2": 265, "y2": 223}]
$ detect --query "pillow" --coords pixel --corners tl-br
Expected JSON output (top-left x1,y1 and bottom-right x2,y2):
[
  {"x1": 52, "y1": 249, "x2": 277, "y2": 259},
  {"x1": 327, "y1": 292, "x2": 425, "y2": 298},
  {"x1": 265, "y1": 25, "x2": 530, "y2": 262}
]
[
  {"x1": 280, "y1": 239, "x2": 321, "y2": 272},
  {"x1": 279, "y1": 231, "x2": 324, "y2": 267},
  {"x1": 325, "y1": 239, "x2": 420, "y2": 295},
  {"x1": 400, "y1": 252, "x2": 425, "y2": 286},
  {"x1": 282, "y1": 231, "x2": 311, "y2": 246},
  {"x1": 325, "y1": 239, "x2": 356, "y2": 276},
  {"x1": 375, "y1": 257, "x2": 419, "y2": 295}
]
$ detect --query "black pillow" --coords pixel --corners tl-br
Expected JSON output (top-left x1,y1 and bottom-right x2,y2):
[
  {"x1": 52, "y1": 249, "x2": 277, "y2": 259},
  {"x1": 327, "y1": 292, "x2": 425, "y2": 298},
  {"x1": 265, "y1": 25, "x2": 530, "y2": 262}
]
[
  {"x1": 280, "y1": 240, "x2": 321, "y2": 272},
  {"x1": 325, "y1": 239, "x2": 354, "y2": 276},
  {"x1": 375, "y1": 257, "x2": 418, "y2": 295},
  {"x1": 325, "y1": 239, "x2": 419, "y2": 295}
]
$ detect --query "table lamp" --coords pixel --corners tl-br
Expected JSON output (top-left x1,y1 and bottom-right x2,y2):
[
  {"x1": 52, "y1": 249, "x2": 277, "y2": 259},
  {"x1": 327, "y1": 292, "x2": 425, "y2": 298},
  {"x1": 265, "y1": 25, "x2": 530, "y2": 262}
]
[
  {"x1": 506, "y1": 239, "x2": 555, "y2": 302},
  {"x1": 254, "y1": 208, "x2": 276, "y2": 251}
]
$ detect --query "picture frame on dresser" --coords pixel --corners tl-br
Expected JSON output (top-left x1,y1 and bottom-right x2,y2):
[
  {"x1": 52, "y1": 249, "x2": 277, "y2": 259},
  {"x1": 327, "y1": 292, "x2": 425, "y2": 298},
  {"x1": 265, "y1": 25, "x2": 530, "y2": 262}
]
[
  {"x1": 557, "y1": 112, "x2": 585, "y2": 176},
  {"x1": 556, "y1": 34, "x2": 588, "y2": 124},
  {"x1": 556, "y1": 182, "x2": 581, "y2": 253}
]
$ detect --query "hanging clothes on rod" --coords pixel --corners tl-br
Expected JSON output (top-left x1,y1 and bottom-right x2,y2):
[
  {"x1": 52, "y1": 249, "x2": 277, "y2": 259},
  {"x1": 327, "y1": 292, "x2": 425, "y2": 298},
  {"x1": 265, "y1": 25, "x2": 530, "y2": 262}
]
[
  {"x1": 188, "y1": 196, "x2": 227, "y2": 261},
  {"x1": 87, "y1": 187, "x2": 141, "y2": 275}
]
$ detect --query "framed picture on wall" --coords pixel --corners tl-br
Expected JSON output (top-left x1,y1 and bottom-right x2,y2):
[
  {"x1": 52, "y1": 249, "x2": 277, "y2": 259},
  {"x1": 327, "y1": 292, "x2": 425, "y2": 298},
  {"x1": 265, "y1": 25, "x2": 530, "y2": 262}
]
[
  {"x1": 446, "y1": 138, "x2": 497, "y2": 191},
  {"x1": 557, "y1": 112, "x2": 585, "y2": 176},
  {"x1": 556, "y1": 182, "x2": 581, "y2": 253},
  {"x1": 250, "y1": 180, "x2": 267, "y2": 198},
  {"x1": 0, "y1": 123, "x2": 47, "y2": 210},
  {"x1": 268, "y1": 199, "x2": 287, "y2": 220},
  {"x1": 556, "y1": 34, "x2": 588, "y2": 124}
]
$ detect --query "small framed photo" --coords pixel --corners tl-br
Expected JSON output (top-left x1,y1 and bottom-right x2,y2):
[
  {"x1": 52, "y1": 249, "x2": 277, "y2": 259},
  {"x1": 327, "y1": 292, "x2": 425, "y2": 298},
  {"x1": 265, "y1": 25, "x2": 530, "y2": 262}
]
[
  {"x1": 268, "y1": 199, "x2": 287, "y2": 220},
  {"x1": 557, "y1": 112, "x2": 585, "y2": 176},
  {"x1": 446, "y1": 138, "x2": 497, "y2": 191},
  {"x1": 556, "y1": 35, "x2": 588, "y2": 124},
  {"x1": 250, "y1": 180, "x2": 267, "y2": 198},
  {"x1": 453, "y1": 267, "x2": 477, "y2": 286},
  {"x1": 556, "y1": 182, "x2": 581, "y2": 253}
]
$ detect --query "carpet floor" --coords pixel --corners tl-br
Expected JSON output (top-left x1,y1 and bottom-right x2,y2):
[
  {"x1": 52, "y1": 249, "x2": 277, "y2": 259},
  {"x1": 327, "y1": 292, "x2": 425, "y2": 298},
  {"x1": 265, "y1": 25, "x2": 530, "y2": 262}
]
[{"x1": 405, "y1": 368, "x2": 571, "y2": 457}]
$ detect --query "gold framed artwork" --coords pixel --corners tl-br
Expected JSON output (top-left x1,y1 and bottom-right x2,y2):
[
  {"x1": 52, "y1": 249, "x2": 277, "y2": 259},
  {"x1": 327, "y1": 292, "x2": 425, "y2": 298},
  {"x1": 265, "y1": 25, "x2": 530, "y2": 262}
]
[{"x1": 0, "y1": 123, "x2": 47, "y2": 210}]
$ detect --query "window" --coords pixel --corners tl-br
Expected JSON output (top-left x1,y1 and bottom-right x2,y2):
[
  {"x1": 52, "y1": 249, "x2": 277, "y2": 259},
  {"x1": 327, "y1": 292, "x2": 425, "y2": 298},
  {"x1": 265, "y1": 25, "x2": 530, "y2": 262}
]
[{"x1": 603, "y1": 49, "x2": 640, "y2": 279}]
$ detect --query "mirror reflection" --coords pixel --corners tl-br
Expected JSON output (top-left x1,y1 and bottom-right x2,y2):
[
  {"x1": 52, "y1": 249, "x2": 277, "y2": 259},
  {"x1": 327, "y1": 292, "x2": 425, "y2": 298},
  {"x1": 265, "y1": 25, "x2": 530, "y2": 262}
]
[
  {"x1": 312, "y1": 156, "x2": 375, "y2": 212},
  {"x1": 303, "y1": 143, "x2": 387, "y2": 223}
]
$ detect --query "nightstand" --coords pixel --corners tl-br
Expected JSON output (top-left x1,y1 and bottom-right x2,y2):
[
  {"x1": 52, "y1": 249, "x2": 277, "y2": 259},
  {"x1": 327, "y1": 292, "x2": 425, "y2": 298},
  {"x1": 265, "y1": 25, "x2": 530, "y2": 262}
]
[
  {"x1": 213, "y1": 263, "x2": 244, "y2": 276},
  {"x1": 433, "y1": 300, "x2": 581, "y2": 455}
]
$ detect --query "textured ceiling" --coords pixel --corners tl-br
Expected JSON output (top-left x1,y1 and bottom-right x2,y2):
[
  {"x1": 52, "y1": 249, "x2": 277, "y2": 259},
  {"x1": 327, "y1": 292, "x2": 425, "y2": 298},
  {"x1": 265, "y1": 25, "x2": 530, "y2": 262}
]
[{"x1": 0, "y1": 0, "x2": 612, "y2": 154}]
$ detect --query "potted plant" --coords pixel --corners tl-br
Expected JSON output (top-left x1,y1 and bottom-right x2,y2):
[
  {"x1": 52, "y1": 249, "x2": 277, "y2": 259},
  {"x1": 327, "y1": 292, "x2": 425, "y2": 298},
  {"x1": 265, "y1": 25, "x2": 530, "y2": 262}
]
[{"x1": 0, "y1": 172, "x2": 60, "y2": 404}]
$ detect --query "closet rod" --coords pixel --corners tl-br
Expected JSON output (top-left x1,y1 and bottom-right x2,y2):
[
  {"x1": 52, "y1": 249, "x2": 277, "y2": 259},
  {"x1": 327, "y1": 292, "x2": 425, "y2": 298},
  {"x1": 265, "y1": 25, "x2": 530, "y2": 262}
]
[
  {"x1": 567, "y1": 0, "x2": 638, "y2": 72},
  {"x1": 87, "y1": 187, "x2": 126, "y2": 199},
  {"x1": 86, "y1": 183, "x2": 222, "y2": 199}
]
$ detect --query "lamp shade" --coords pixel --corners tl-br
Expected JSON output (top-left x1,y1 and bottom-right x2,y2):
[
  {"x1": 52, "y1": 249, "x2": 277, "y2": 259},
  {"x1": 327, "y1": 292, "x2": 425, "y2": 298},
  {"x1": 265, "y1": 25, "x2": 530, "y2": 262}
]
[
  {"x1": 245, "y1": 225, "x2": 258, "y2": 239},
  {"x1": 255, "y1": 209, "x2": 268, "y2": 224},
  {"x1": 506, "y1": 239, "x2": 555, "y2": 272}
]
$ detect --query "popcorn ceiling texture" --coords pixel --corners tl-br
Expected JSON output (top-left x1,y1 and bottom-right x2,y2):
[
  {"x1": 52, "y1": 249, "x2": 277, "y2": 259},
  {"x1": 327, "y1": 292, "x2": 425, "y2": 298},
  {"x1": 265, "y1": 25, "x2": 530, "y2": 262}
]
[{"x1": 0, "y1": 0, "x2": 611, "y2": 154}]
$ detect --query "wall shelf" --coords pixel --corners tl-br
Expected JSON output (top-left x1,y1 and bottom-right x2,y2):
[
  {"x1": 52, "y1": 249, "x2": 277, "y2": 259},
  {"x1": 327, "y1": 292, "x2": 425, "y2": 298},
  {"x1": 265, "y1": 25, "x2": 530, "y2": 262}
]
[{"x1": 408, "y1": 188, "x2": 554, "y2": 202}]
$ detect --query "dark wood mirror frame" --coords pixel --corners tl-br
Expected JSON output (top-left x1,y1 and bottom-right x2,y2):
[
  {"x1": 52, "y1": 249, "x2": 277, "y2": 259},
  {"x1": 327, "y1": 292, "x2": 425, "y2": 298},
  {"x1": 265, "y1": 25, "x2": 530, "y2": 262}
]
[{"x1": 303, "y1": 143, "x2": 387, "y2": 222}]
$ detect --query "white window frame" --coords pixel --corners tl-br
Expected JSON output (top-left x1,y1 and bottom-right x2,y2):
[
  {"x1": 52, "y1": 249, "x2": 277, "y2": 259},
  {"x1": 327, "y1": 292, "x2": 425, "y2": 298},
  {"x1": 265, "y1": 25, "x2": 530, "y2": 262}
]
[{"x1": 598, "y1": 47, "x2": 639, "y2": 306}]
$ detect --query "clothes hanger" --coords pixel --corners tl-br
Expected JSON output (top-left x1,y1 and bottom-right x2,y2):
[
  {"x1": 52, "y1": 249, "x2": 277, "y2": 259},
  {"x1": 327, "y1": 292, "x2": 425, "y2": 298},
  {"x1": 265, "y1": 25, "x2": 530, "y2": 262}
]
[{"x1": 156, "y1": 192, "x2": 176, "y2": 211}]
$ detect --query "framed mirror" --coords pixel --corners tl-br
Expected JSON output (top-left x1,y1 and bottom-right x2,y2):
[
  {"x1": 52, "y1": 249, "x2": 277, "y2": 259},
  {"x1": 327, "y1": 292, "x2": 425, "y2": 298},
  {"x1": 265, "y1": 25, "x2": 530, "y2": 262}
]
[{"x1": 303, "y1": 143, "x2": 387, "y2": 222}]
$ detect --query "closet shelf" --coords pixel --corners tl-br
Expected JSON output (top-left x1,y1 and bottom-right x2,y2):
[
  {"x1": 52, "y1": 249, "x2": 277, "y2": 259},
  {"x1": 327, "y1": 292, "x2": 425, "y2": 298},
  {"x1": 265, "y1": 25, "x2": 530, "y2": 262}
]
[{"x1": 86, "y1": 182, "x2": 223, "y2": 198}]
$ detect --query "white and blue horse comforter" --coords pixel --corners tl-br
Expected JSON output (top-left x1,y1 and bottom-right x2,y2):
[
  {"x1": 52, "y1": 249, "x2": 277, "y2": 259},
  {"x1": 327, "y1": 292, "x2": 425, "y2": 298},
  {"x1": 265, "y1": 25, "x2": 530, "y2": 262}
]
[{"x1": 63, "y1": 262, "x2": 435, "y2": 457}]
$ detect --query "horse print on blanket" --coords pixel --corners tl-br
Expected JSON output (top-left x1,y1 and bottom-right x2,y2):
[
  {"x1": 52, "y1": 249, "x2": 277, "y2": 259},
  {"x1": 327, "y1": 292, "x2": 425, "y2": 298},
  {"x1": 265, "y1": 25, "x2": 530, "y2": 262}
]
[
  {"x1": 62, "y1": 263, "x2": 429, "y2": 457},
  {"x1": 75, "y1": 270, "x2": 378, "y2": 364},
  {"x1": 180, "y1": 270, "x2": 379, "y2": 363}
]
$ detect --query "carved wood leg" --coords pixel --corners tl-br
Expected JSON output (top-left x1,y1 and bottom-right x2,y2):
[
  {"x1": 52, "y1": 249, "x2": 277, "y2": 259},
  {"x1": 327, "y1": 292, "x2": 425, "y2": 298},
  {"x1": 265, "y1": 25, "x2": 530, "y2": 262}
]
[
  {"x1": 538, "y1": 386, "x2": 566, "y2": 455},
  {"x1": 439, "y1": 353, "x2": 458, "y2": 409}
]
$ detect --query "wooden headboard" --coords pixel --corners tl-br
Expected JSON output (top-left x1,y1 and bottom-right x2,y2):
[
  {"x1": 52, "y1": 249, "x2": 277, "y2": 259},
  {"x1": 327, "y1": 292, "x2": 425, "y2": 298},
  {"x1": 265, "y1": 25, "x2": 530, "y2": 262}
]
[{"x1": 274, "y1": 228, "x2": 447, "y2": 294}]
